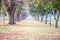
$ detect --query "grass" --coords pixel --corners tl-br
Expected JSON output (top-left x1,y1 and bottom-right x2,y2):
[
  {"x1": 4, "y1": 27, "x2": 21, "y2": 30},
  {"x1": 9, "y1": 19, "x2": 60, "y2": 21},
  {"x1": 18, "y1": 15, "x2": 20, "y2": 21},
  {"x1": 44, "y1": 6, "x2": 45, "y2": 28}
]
[{"x1": 0, "y1": 27, "x2": 11, "y2": 32}]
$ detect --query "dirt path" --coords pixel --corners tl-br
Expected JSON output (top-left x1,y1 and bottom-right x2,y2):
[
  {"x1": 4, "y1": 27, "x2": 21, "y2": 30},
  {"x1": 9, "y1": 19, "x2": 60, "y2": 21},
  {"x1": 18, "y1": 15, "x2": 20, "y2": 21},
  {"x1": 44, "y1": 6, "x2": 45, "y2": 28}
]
[{"x1": 0, "y1": 20, "x2": 60, "y2": 40}]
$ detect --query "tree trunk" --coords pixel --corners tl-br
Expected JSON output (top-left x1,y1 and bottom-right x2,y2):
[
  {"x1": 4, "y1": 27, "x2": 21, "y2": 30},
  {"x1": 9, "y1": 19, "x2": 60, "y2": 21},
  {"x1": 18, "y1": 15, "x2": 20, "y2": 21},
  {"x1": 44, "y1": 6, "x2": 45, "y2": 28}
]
[
  {"x1": 0, "y1": 0, "x2": 2, "y2": 11},
  {"x1": 49, "y1": 16, "x2": 51, "y2": 26},
  {"x1": 3, "y1": 15, "x2": 5, "y2": 28},
  {"x1": 16, "y1": 9, "x2": 21, "y2": 21},
  {"x1": 54, "y1": 10, "x2": 59, "y2": 28},
  {"x1": 8, "y1": 13, "x2": 15, "y2": 24},
  {"x1": 45, "y1": 11, "x2": 48, "y2": 24},
  {"x1": 7, "y1": 5, "x2": 16, "y2": 24},
  {"x1": 38, "y1": 13, "x2": 39, "y2": 21},
  {"x1": 0, "y1": 0, "x2": 2, "y2": 16},
  {"x1": 52, "y1": 8, "x2": 56, "y2": 19},
  {"x1": 49, "y1": 8, "x2": 52, "y2": 26},
  {"x1": 41, "y1": 16, "x2": 43, "y2": 22},
  {"x1": 45, "y1": 10, "x2": 48, "y2": 24},
  {"x1": 4, "y1": 0, "x2": 17, "y2": 24}
]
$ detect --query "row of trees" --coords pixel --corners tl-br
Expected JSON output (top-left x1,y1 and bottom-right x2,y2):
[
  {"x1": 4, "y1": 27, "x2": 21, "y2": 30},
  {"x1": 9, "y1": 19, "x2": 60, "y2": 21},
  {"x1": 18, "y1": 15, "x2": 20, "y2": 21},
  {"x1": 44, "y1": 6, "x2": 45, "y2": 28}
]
[
  {"x1": 0, "y1": 0, "x2": 60, "y2": 28},
  {"x1": 29, "y1": 0, "x2": 60, "y2": 28}
]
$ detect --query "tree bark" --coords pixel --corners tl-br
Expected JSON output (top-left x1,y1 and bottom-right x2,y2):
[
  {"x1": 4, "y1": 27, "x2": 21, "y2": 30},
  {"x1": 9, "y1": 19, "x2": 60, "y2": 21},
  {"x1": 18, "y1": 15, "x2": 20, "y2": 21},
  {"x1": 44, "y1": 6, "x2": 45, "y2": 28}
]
[{"x1": 8, "y1": 12, "x2": 15, "y2": 24}]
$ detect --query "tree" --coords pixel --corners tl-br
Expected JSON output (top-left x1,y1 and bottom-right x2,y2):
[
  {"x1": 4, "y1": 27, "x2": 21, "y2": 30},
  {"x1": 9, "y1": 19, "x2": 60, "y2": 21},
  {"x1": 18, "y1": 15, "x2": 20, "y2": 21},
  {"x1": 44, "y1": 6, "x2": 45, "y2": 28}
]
[
  {"x1": 28, "y1": 0, "x2": 60, "y2": 28},
  {"x1": 49, "y1": 8, "x2": 52, "y2": 26},
  {"x1": 3, "y1": 0, "x2": 17, "y2": 24},
  {"x1": 52, "y1": 0, "x2": 60, "y2": 28},
  {"x1": 36, "y1": 5, "x2": 44, "y2": 21},
  {"x1": 43, "y1": 0, "x2": 52, "y2": 24},
  {"x1": 16, "y1": 1, "x2": 24, "y2": 21},
  {"x1": 29, "y1": 0, "x2": 45, "y2": 21}
]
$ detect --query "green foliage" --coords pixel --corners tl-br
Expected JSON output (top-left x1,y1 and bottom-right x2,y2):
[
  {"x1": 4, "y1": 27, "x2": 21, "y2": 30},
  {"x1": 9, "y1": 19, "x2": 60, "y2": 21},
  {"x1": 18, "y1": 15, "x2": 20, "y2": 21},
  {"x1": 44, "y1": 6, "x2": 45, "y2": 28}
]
[
  {"x1": 29, "y1": 2, "x2": 36, "y2": 13},
  {"x1": 29, "y1": 0, "x2": 60, "y2": 16},
  {"x1": 43, "y1": 2, "x2": 52, "y2": 10},
  {"x1": 52, "y1": 0, "x2": 60, "y2": 10},
  {"x1": 17, "y1": 1, "x2": 25, "y2": 12},
  {"x1": 29, "y1": 0, "x2": 45, "y2": 15}
]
